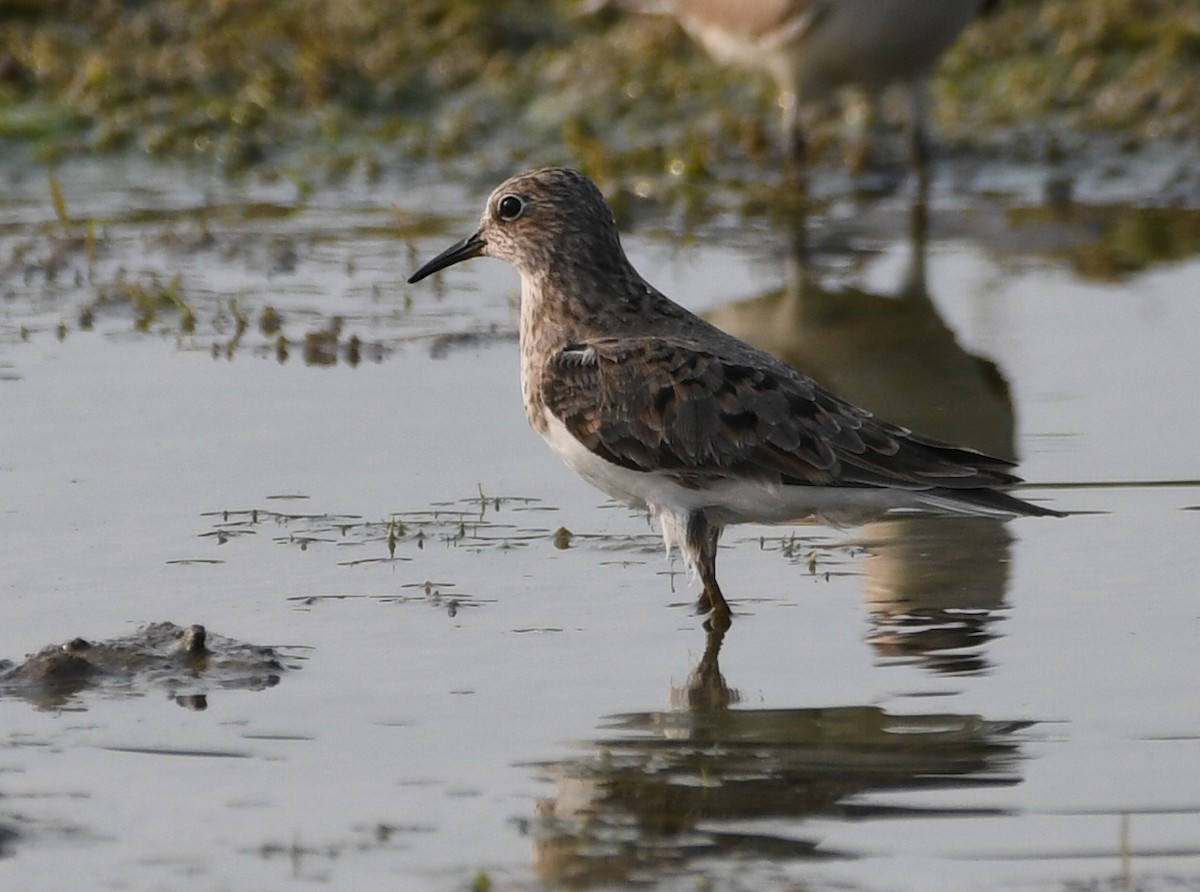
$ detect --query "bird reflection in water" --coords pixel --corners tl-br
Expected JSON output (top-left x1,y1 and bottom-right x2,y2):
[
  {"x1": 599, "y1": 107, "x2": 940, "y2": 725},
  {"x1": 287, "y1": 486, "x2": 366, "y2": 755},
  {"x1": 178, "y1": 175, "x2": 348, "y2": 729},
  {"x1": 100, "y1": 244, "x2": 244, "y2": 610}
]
[
  {"x1": 530, "y1": 625, "x2": 1031, "y2": 887},
  {"x1": 529, "y1": 234, "x2": 1035, "y2": 878},
  {"x1": 706, "y1": 202, "x2": 1020, "y2": 674}
]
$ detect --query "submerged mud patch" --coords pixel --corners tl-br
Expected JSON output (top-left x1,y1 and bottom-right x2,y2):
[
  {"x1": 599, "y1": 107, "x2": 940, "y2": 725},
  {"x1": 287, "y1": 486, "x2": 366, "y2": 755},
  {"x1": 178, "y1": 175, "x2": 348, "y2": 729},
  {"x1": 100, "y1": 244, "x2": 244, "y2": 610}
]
[{"x1": 0, "y1": 622, "x2": 305, "y2": 710}]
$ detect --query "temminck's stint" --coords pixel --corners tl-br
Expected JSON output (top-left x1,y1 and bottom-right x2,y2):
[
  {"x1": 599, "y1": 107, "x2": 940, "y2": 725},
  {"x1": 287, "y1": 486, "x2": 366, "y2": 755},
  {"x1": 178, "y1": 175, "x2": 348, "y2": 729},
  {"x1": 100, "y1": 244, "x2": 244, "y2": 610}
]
[{"x1": 408, "y1": 168, "x2": 1060, "y2": 627}]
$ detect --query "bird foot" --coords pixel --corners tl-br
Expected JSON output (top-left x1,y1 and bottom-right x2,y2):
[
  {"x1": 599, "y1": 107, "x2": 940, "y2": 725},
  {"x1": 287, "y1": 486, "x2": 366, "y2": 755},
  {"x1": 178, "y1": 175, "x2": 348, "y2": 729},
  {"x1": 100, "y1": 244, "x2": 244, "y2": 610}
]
[
  {"x1": 696, "y1": 587, "x2": 733, "y2": 632},
  {"x1": 702, "y1": 610, "x2": 732, "y2": 634}
]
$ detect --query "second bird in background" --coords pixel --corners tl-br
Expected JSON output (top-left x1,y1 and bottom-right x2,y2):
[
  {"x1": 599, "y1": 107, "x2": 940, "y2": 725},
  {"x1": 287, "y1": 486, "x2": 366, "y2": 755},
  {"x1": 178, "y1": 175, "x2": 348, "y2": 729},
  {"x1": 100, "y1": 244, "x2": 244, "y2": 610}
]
[{"x1": 641, "y1": 0, "x2": 988, "y2": 185}]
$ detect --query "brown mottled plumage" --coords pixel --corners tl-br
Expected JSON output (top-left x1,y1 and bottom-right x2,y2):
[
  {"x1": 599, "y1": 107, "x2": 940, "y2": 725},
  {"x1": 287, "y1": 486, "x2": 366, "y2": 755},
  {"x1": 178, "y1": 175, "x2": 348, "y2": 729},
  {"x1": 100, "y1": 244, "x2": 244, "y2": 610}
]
[{"x1": 408, "y1": 168, "x2": 1060, "y2": 627}]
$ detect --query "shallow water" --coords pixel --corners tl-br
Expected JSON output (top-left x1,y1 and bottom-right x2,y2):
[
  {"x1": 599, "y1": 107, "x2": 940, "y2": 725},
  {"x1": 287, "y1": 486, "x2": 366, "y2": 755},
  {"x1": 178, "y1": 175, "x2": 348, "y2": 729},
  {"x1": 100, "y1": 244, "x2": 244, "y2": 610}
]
[{"x1": 2, "y1": 155, "x2": 1199, "y2": 891}]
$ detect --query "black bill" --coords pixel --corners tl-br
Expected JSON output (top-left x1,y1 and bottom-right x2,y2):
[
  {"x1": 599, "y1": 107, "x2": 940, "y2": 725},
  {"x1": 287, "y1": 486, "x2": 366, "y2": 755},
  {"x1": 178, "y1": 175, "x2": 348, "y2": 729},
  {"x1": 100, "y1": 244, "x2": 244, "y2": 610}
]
[{"x1": 407, "y1": 231, "x2": 487, "y2": 283}]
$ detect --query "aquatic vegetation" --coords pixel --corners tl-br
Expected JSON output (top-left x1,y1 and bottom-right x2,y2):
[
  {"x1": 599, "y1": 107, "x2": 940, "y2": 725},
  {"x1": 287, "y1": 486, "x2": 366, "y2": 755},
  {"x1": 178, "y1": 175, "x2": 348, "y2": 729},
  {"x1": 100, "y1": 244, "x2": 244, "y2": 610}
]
[
  {"x1": 200, "y1": 496, "x2": 558, "y2": 561},
  {"x1": 941, "y1": 0, "x2": 1200, "y2": 146},
  {"x1": 1007, "y1": 203, "x2": 1200, "y2": 280},
  {"x1": 0, "y1": 0, "x2": 1195, "y2": 185}
]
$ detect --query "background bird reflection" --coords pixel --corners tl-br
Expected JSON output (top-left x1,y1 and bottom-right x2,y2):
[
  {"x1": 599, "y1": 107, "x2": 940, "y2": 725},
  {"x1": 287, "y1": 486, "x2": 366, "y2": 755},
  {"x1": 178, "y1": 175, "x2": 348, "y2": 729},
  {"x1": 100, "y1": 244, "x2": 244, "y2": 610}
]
[{"x1": 707, "y1": 203, "x2": 1018, "y2": 674}]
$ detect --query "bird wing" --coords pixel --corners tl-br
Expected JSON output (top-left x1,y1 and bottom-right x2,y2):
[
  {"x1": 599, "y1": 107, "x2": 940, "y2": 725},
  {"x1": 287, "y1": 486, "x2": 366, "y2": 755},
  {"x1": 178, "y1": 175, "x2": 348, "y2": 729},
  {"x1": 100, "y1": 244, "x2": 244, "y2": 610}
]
[{"x1": 541, "y1": 336, "x2": 1020, "y2": 492}]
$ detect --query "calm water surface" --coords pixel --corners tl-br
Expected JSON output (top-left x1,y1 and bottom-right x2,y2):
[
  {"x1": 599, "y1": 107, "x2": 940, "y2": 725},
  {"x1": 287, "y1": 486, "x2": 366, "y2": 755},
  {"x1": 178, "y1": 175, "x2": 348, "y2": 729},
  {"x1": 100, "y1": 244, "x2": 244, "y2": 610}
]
[{"x1": 2, "y1": 156, "x2": 1199, "y2": 891}]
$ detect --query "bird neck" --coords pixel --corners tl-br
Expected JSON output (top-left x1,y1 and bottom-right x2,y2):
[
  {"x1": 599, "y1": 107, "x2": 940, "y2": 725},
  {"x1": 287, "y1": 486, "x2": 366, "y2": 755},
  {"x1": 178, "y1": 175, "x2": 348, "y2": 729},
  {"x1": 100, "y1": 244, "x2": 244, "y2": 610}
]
[{"x1": 518, "y1": 254, "x2": 642, "y2": 343}]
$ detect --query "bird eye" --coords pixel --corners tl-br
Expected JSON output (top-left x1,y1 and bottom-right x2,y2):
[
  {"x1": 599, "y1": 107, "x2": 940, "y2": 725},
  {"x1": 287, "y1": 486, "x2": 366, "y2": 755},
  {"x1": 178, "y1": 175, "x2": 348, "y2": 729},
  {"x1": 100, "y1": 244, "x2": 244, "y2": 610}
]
[{"x1": 497, "y1": 194, "x2": 525, "y2": 221}]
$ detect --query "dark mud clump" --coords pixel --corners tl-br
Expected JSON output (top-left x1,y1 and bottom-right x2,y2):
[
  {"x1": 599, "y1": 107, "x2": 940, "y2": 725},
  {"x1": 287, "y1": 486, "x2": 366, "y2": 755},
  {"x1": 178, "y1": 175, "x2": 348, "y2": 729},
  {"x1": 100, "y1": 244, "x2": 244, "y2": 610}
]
[{"x1": 0, "y1": 621, "x2": 301, "y2": 710}]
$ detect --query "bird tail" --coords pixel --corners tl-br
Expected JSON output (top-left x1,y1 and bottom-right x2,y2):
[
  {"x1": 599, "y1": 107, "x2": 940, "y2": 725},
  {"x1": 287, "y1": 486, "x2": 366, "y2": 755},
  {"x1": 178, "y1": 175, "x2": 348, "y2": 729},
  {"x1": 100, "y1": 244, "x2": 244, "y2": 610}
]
[{"x1": 915, "y1": 487, "x2": 1065, "y2": 518}]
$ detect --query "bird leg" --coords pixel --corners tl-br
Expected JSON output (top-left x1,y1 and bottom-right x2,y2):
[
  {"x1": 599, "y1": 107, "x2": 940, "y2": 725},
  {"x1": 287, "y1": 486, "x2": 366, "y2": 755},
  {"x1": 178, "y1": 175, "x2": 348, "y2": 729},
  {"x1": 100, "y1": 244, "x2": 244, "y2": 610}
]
[
  {"x1": 686, "y1": 511, "x2": 732, "y2": 628},
  {"x1": 906, "y1": 81, "x2": 932, "y2": 195},
  {"x1": 779, "y1": 89, "x2": 808, "y2": 189},
  {"x1": 679, "y1": 621, "x2": 733, "y2": 710},
  {"x1": 843, "y1": 90, "x2": 876, "y2": 176}
]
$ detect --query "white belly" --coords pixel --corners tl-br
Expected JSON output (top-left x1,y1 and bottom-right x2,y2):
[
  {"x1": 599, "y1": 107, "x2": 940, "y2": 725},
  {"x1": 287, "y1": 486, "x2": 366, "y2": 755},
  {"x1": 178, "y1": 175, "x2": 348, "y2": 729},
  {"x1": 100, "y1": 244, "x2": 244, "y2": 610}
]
[{"x1": 538, "y1": 411, "x2": 965, "y2": 528}]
